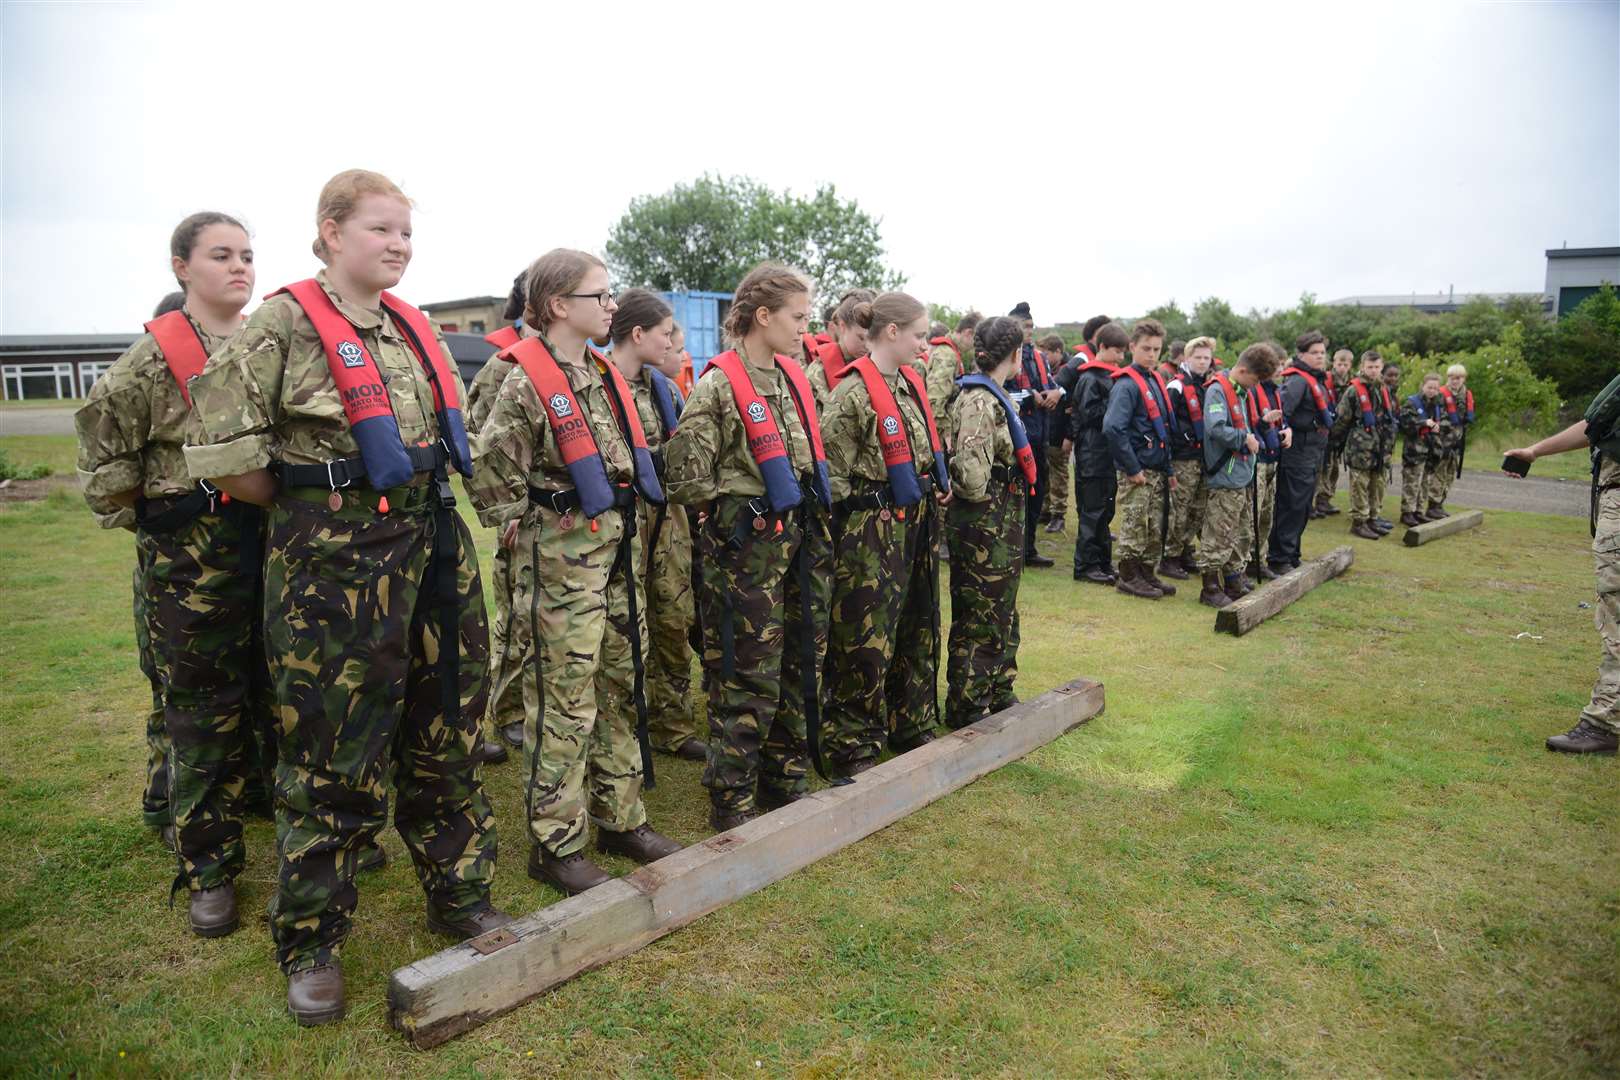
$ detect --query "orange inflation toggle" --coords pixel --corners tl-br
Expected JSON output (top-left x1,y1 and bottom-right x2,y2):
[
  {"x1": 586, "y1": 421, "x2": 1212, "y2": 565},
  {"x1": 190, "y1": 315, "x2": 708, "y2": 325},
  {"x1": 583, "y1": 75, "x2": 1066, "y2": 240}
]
[{"x1": 377, "y1": 495, "x2": 390, "y2": 514}]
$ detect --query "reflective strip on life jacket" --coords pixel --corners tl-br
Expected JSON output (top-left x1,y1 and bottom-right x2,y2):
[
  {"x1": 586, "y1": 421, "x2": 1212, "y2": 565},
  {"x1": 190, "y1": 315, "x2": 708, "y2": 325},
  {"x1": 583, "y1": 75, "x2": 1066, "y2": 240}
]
[
  {"x1": 272, "y1": 279, "x2": 466, "y2": 489},
  {"x1": 704, "y1": 350, "x2": 830, "y2": 512},
  {"x1": 957, "y1": 373, "x2": 1038, "y2": 489},
  {"x1": 503, "y1": 336, "x2": 620, "y2": 518},
  {"x1": 143, "y1": 310, "x2": 209, "y2": 407}
]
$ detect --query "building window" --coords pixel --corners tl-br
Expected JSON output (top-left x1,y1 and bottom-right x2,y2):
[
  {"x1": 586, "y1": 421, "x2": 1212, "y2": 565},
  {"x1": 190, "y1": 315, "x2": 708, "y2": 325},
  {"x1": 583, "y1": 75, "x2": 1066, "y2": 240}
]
[
  {"x1": 79, "y1": 362, "x2": 114, "y2": 396},
  {"x1": 441, "y1": 322, "x2": 460, "y2": 333},
  {"x1": 469, "y1": 320, "x2": 486, "y2": 333},
  {"x1": 2, "y1": 362, "x2": 75, "y2": 401}
]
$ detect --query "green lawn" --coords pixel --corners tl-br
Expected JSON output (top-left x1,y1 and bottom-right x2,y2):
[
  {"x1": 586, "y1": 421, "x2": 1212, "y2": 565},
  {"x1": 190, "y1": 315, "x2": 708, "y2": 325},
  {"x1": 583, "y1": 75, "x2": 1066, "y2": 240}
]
[
  {"x1": 1463, "y1": 427, "x2": 1594, "y2": 482},
  {"x1": 0, "y1": 397, "x2": 85, "y2": 410},
  {"x1": 2, "y1": 434, "x2": 1616, "y2": 1077}
]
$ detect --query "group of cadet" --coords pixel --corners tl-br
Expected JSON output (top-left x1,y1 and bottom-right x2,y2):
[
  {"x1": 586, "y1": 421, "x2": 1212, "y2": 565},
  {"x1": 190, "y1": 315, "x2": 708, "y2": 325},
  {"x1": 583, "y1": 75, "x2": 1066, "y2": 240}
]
[
  {"x1": 993, "y1": 313, "x2": 1478, "y2": 607},
  {"x1": 73, "y1": 170, "x2": 1046, "y2": 1027}
]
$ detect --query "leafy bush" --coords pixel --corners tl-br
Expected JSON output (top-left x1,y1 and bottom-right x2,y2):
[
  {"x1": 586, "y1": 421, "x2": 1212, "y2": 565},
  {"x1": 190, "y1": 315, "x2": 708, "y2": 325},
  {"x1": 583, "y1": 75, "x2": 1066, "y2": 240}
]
[
  {"x1": 0, "y1": 449, "x2": 50, "y2": 482},
  {"x1": 1374, "y1": 326, "x2": 1560, "y2": 433}
]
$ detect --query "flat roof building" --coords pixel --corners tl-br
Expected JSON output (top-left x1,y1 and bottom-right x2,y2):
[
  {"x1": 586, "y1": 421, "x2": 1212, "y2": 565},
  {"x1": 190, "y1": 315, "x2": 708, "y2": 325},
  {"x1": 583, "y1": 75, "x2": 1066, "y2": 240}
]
[{"x1": 1544, "y1": 246, "x2": 1620, "y2": 317}]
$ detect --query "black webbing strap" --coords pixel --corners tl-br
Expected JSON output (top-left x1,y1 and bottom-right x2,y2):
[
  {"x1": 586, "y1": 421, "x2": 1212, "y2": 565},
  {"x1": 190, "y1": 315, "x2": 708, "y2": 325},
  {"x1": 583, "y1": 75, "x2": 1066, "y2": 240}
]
[
  {"x1": 794, "y1": 506, "x2": 838, "y2": 784},
  {"x1": 526, "y1": 534, "x2": 545, "y2": 824},
  {"x1": 1250, "y1": 471, "x2": 1262, "y2": 572},
  {"x1": 274, "y1": 445, "x2": 443, "y2": 491},
  {"x1": 1159, "y1": 468, "x2": 1171, "y2": 564},
  {"x1": 922, "y1": 503, "x2": 941, "y2": 685},
  {"x1": 526, "y1": 484, "x2": 635, "y2": 516},
  {"x1": 607, "y1": 506, "x2": 655, "y2": 789},
  {"x1": 134, "y1": 483, "x2": 216, "y2": 534},
  {"x1": 427, "y1": 469, "x2": 461, "y2": 729}
]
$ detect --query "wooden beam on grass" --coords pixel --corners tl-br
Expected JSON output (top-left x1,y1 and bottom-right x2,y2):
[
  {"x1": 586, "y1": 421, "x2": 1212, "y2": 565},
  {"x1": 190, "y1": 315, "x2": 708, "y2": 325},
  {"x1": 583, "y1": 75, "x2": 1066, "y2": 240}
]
[
  {"x1": 1403, "y1": 509, "x2": 1483, "y2": 547},
  {"x1": 388, "y1": 677, "x2": 1106, "y2": 1049},
  {"x1": 1214, "y1": 544, "x2": 1354, "y2": 637}
]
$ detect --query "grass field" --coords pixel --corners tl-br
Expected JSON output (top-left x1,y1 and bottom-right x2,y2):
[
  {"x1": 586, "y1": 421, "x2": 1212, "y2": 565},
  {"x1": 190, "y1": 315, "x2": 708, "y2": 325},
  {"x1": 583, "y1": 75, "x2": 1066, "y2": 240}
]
[{"x1": 1, "y1": 433, "x2": 1616, "y2": 1077}]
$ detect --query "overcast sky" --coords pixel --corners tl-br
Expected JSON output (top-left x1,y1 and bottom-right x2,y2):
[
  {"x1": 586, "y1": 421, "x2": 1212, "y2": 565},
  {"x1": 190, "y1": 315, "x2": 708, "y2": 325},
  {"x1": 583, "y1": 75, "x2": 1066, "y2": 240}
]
[{"x1": 3, "y1": 0, "x2": 1616, "y2": 334}]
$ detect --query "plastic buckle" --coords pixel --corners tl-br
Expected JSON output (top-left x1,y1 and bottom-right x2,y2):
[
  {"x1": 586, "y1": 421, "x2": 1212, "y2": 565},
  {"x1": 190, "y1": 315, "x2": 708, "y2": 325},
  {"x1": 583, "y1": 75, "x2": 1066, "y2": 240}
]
[
  {"x1": 198, "y1": 479, "x2": 220, "y2": 513},
  {"x1": 435, "y1": 478, "x2": 456, "y2": 509}
]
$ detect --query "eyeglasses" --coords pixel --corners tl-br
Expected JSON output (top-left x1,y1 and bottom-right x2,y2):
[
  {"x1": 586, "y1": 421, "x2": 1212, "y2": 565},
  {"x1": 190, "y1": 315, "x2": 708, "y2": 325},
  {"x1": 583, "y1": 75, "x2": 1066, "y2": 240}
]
[{"x1": 565, "y1": 291, "x2": 616, "y2": 308}]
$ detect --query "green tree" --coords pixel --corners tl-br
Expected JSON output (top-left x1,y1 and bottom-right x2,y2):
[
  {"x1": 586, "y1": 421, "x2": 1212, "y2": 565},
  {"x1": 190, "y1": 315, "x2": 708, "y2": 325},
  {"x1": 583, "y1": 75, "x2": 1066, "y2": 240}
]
[
  {"x1": 1535, "y1": 285, "x2": 1620, "y2": 406},
  {"x1": 1191, "y1": 296, "x2": 1255, "y2": 347},
  {"x1": 1141, "y1": 300, "x2": 1192, "y2": 343},
  {"x1": 604, "y1": 174, "x2": 904, "y2": 299}
]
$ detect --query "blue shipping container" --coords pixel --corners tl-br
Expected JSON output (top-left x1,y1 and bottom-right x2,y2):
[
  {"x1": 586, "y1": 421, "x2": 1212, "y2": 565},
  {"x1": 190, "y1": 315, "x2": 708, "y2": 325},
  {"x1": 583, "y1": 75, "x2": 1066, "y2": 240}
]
[{"x1": 659, "y1": 290, "x2": 730, "y2": 376}]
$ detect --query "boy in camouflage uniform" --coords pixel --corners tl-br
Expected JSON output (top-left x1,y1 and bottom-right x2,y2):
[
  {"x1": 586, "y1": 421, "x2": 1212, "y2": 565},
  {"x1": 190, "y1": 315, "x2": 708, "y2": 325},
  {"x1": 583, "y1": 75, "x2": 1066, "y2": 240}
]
[
  {"x1": 945, "y1": 316, "x2": 1029, "y2": 727},
  {"x1": 1103, "y1": 318, "x2": 1179, "y2": 599},
  {"x1": 1312, "y1": 348, "x2": 1354, "y2": 517},
  {"x1": 821, "y1": 293, "x2": 948, "y2": 775},
  {"x1": 1038, "y1": 333, "x2": 1072, "y2": 533},
  {"x1": 1161, "y1": 336, "x2": 1216, "y2": 578},
  {"x1": 1331, "y1": 350, "x2": 1394, "y2": 540},
  {"x1": 1424, "y1": 364, "x2": 1473, "y2": 518},
  {"x1": 1399, "y1": 373, "x2": 1443, "y2": 526},
  {"x1": 1197, "y1": 344, "x2": 1276, "y2": 606}
]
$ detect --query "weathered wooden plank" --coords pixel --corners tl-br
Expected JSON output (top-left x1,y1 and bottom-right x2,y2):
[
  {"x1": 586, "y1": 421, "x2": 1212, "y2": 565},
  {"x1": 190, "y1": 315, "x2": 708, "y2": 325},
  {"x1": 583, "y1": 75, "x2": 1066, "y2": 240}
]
[
  {"x1": 1213, "y1": 544, "x2": 1354, "y2": 636},
  {"x1": 388, "y1": 678, "x2": 1105, "y2": 1049},
  {"x1": 1403, "y1": 509, "x2": 1484, "y2": 546}
]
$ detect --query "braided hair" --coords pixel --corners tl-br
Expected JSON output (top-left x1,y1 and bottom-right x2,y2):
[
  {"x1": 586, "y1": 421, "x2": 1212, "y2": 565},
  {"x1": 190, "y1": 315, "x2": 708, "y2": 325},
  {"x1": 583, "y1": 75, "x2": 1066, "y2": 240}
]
[
  {"x1": 973, "y1": 316, "x2": 1023, "y2": 373},
  {"x1": 502, "y1": 270, "x2": 526, "y2": 321}
]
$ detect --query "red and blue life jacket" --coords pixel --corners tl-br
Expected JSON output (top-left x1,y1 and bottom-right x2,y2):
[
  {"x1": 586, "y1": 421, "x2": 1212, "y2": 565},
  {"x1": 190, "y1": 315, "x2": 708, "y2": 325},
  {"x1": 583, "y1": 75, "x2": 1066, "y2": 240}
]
[
  {"x1": 274, "y1": 279, "x2": 472, "y2": 489},
  {"x1": 957, "y1": 373, "x2": 1038, "y2": 491},
  {"x1": 704, "y1": 350, "x2": 831, "y2": 512},
  {"x1": 848, "y1": 357, "x2": 950, "y2": 505}
]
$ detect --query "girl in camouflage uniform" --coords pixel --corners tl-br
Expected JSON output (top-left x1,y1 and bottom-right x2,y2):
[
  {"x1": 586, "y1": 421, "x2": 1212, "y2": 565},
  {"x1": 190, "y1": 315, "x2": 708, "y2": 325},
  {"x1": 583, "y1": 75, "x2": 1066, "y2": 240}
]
[
  {"x1": 944, "y1": 317, "x2": 1033, "y2": 728},
  {"x1": 471, "y1": 252, "x2": 681, "y2": 898},
  {"x1": 821, "y1": 293, "x2": 953, "y2": 776},
  {"x1": 606, "y1": 290, "x2": 703, "y2": 763},
  {"x1": 664, "y1": 264, "x2": 830, "y2": 831},
  {"x1": 75, "y1": 212, "x2": 274, "y2": 941},
  {"x1": 185, "y1": 171, "x2": 510, "y2": 1025}
]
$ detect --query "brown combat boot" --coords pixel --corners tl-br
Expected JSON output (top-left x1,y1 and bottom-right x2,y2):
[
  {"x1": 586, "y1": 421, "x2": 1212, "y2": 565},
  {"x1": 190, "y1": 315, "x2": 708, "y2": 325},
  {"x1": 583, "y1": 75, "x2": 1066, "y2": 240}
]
[
  {"x1": 287, "y1": 962, "x2": 345, "y2": 1027},
  {"x1": 188, "y1": 882, "x2": 238, "y2": 939},
  {"x1": 1144, "y1": 561, "x2": 1177, "y2": 596},
  {"x1": 1155, "y1": 557, "x2": 1190, "y2": 581},
  {"x1": 1114, "y1": 558, "x2": 1163, "y2": 600},
  {"x1": 1198, "y1": 572, "x2": 1231, "y2": 608},
  {"x1": 1545, "y1": 719, "x2": 1618, "y2": 755},
  {"x1": 427, "y1": 903, "x2": 516, "y2": 940},
  {"x1": 709, "y1": 806, "x2": 759, "y2": 832},
  {"x1": 1223, "y1": 573, "x2": 1252, "y2": 598},
  {"x1": 1427, "y1": 505, "x2": 1449, "y2": 520},
  {"x1": 1400, "y1": 511, "x2": 1423, "y2": 527},
  {"x1": 597, "y1": 823, "x2": 683, "y2": 864},
  {"x1": 1350, "y1": 520, "x2": 1382, "y2": 540},
  {"x1": 528, "y1": 846, "x2": 612, "y2": 895},
  {"x1": 659, "y1": 737, "x2": 706, "y2": 762}
]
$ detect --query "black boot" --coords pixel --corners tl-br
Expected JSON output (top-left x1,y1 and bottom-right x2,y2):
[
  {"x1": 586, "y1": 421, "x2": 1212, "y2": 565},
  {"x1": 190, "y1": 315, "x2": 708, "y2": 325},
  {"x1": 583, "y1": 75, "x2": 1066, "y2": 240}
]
[{"x1": 1198, "y1": 572, "x2": 1231, "y2": 608}]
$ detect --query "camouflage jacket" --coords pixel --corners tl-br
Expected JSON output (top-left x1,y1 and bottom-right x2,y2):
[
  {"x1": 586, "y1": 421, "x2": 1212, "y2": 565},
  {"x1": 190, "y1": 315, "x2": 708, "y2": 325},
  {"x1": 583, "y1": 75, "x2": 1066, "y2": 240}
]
[
  {"x1": 1331, "y1": 382, "x2": 1393, "y2": 472},
  {"x1": 75, "y1": 313, "x2": 229, "y2": 528},
  {"x1": 1431, "y1": 388, "x2": 1469, "y2": 453},
  {"x1": 945, "y1": 384, "x2": 1016, "y2": 503},
  {"x1": 468, "y1": 349, "x2": 637, "y2": 528},
  {"x1": 664, "y1": 346, "x2": 819, "y2": 507},
  {"x1": 1399, "y1": 394, "x2": 1440, "y2": 463},
  {"x1": 183, "y1": 270, "x2": 465, "y2": 482},
  {"x1": 465, "y1": 352, "x2": 516, "y2": 435},
  {"x1": 926, "y1": 338, "x2": 969, "y2": 417},
  {"x1": 821, "y1": 364, "x2": 936, "y2": 504}
]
